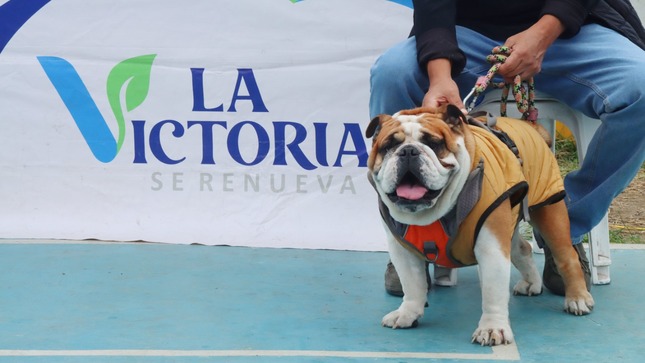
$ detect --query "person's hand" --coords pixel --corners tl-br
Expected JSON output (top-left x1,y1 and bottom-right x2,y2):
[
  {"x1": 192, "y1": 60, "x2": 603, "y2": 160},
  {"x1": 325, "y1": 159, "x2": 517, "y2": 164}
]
[
  {"x1": 423, "y1": 58, "x2": 466, "y2": 113},
  {"x1": 498, "y1": 14, "x2": 565, "y2": 82},
  {"x1": 422, "y1": 77, "x2": 465, "y2": 111}
]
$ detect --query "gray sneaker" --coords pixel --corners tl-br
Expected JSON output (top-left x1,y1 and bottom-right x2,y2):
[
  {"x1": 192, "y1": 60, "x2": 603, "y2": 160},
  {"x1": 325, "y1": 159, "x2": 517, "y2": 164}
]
[
  {"x1": 384, "y1": 261, "x2": 431, "y2": 297},
  {"x1": 542, "y1": 242, "x2": 591, "y2": 296}
]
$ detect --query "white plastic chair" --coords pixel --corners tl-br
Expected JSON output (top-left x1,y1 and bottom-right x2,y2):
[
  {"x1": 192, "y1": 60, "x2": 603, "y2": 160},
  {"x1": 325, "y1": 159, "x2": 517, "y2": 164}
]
[{"x1": 472, "y1": 90, "x2": 611, "y2": 285}]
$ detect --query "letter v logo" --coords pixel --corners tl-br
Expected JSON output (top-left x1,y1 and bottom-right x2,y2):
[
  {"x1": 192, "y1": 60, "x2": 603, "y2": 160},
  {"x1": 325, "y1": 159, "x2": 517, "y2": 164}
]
[{"x1": 37, "y1": 54, "x2": 156, "y2": 162}]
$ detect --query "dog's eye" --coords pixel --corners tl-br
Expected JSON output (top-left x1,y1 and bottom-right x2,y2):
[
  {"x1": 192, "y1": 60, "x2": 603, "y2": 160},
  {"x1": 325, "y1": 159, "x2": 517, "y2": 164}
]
[
  {"x1": 422, "y1": 134, "x2": 445, "y2": 152},
  {"x1": 379, "y1": 136, "x2": 401, "y2": 152}
]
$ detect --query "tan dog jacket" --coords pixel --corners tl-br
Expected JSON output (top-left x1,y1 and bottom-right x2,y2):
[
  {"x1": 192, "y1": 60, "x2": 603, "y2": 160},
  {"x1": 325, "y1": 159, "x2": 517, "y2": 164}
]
[{"x1": 382, "y1": 116, "x2": 565, "y2": 268}]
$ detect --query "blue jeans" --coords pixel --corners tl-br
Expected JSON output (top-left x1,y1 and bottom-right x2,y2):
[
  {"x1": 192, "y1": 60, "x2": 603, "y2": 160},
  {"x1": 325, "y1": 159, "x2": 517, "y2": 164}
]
[{"x1": 369, "y1": 24, "x2": 645, "y2": 243}]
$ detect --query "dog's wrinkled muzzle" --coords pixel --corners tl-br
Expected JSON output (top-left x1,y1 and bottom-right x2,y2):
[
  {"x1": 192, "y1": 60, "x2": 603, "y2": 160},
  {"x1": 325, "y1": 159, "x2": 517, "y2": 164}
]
[{"x1": 389, "y1": 145, "x2": 442, "y2": 204}]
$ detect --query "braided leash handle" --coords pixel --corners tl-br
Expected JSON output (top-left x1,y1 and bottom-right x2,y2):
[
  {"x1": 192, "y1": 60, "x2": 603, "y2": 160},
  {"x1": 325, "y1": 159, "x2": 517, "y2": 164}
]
[{"x1": 473, "y1": 46, "x2": 538, "y2": 122}]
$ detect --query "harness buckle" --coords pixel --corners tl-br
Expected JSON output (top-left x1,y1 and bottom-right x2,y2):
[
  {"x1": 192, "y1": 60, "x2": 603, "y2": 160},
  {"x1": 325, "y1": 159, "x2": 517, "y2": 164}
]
[{"x1": 423, "y1": 241, "x2": 439, "y2": 263}]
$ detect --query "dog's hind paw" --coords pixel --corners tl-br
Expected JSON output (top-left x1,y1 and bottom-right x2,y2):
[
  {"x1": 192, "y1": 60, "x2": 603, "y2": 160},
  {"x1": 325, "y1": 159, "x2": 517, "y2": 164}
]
[
  {"x1": 382, "y1": 309, "x2": 421, "y2": 329},
  {"x1": 564, "y1": 291, "x2": 595, "y2": 316},
  {"x1": 513, "y1": 279, "x2": 542, "y2": 296}
]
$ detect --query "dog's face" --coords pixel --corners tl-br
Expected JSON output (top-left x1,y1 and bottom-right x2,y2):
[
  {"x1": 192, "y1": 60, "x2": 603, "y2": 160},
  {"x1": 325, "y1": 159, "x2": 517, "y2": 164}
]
[{"x1": 366, "y1": 105, "x2": 473, "y2": 225}]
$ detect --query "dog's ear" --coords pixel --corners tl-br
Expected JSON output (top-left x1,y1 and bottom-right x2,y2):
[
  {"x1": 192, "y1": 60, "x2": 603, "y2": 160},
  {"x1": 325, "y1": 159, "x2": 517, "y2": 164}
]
[
  {"x1": 444, "y1": 104, "x2": 467, "y2": 128},
  {"x1": 366, "y1": 114, "x2": 389, "y2": 138}
]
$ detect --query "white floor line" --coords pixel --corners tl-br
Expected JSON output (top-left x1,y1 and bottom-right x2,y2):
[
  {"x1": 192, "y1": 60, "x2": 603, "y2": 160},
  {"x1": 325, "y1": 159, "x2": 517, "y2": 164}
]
[
  {"x1": 607, "y1": 243, "x2": 645, "y2": 250},
  {"x1": 0, "y1": 239, "x2": 155, "y2": 245},
  {"x1": 0, "y1": 345, "x2": 520, "y2": 360},
  {"x1": 1, "y1": 238, "x2": 643, "y2": 250}
]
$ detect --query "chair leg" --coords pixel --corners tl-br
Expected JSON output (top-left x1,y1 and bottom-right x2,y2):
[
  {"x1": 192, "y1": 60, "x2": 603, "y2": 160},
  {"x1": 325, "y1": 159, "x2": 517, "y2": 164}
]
[
  {"x1": 588, "y1": 213, "x2": 611, "y2": 285},
  {"x1": 433, "y1": 265, "x2": 458, "y2": 286},
  {"x1": 563, "y1": 114, "x2": 611, "y2": 285}
]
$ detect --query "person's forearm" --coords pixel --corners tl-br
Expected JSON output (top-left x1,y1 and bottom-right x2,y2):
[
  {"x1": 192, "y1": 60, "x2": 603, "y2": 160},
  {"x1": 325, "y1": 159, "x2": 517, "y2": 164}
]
[
  {"x1": 541, "y1": 0, "x2": 594, "y2": 38},
  {"x1": 529, "y1": 14, "x2": 566, "y2": 47},
  {"x1": 426, "y1": 58, "x2": 453, "y2": 85}
]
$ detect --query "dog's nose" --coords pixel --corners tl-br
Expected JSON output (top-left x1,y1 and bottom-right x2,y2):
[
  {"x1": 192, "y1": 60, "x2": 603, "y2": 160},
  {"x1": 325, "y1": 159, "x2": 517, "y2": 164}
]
[{"x1": 397, "y1": 145, "x2": 420, "y2": 158}]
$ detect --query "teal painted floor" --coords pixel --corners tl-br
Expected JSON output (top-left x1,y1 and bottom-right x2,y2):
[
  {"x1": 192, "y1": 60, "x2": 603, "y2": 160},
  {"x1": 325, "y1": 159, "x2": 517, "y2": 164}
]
[{"x1": 0, "y1": 240, "x2": 643, "y2": 362}]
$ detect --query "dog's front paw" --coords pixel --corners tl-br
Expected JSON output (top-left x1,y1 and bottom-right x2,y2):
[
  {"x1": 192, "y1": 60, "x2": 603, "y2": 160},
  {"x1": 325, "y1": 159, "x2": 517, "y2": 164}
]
[
  {"x1": 513, "y1": 279, "x2": 542, "y2": 296},
  {"x1": 472, "y1": 318, "x2": 514, "y2": 346},
  {"x1": 382, "y1": 308, "x2": 422, "y2": 329},
  {"x1": 564, "y1": 291, "x2": 594, "y2": 315}
]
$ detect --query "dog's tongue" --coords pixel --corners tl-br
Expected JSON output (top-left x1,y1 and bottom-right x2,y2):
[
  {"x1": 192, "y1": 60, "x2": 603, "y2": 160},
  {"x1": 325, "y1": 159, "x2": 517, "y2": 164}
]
[{"x1": 396, "y1": 184, "x2": 428, "y2": 200}]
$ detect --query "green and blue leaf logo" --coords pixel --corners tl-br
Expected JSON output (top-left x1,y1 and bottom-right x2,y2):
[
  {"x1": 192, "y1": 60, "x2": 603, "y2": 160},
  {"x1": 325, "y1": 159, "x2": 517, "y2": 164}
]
[
  {"x1": 3, "y1": 0, "x2": 412, "y2": 166},
  {"x1": 37, "y1": 54, "x2": 156, "y2": 162}
]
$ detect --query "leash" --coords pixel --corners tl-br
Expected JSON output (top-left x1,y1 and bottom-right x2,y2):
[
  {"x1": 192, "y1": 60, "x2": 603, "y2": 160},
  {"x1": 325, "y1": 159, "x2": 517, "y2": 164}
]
[{"x1": 463, "y1": 46, "x2": 538, "y2": 122}]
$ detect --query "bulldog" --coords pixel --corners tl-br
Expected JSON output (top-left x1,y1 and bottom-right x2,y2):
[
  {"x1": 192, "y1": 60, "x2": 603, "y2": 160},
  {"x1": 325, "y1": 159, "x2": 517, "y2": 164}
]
[{"x1": 365, "y1": 104, "x2": 594, "y2": 346}]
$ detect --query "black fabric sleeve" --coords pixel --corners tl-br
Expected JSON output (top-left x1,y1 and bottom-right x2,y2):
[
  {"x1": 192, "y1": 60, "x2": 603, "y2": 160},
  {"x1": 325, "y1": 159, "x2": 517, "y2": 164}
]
[
  {"x1": 412, "y1": 0, "x2": 600, "y2": 74},
  {"x1": 412, "y1": 0, "x2": 466, "y2": 76},
  {"x1": 541, "y1": 0, "x2": 601, "y2": 38}
]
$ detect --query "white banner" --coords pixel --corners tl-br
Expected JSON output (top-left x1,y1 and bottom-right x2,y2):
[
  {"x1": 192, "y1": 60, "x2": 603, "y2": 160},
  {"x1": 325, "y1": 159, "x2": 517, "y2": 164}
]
[{"x1": 0, "y1": 0, "x2": 412, "y2": 250}]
